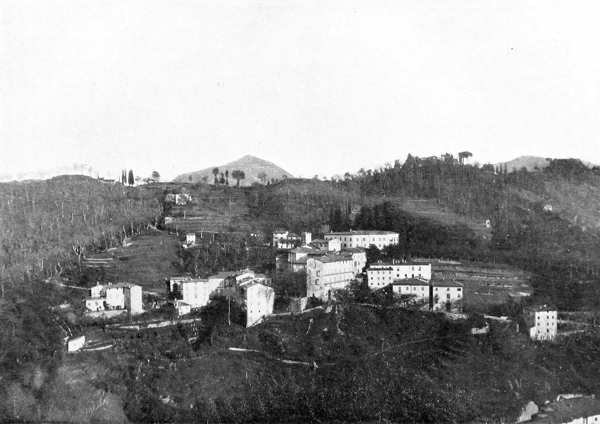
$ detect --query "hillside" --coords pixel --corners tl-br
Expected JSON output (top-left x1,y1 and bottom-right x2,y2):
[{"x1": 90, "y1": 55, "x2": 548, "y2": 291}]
[
  {"x1": 173, "y1": 155, "x2": 293, "y2": 186},
  {"x1": 7, "y1": 161, "x2": 600, "y2": 422}
]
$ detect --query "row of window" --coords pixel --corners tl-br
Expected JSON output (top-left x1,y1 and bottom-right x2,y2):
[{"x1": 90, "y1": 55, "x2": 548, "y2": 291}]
[{"x1": 370, "y1": 267, "x2": 423, "y2": 272}]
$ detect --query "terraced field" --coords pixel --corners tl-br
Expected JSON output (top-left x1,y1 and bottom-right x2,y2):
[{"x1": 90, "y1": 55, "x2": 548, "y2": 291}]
[
  {"x1": 426, "y1": 259, "x2": 533, "y2": 310},
  {"x1": 83, "y1": 230, "x2": 181, "y2": 291}
]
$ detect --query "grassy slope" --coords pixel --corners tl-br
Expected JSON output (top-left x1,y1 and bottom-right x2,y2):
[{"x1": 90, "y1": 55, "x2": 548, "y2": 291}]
[{"x1": 83, "y1": 231, "x2": 181, "y2": 291}]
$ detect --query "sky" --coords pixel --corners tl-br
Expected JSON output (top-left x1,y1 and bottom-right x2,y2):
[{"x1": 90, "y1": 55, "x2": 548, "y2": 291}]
[{"x1": 2, "y1": 0, "x2": 600, "y2": 181}]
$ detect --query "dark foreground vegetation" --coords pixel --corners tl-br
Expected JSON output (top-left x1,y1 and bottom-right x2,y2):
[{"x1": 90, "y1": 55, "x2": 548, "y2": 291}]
[{"x1": 3, "y1": 156, "x2": 600, "y2": 422}]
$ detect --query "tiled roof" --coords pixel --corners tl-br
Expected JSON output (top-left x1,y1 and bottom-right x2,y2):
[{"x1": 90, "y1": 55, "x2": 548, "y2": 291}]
[
  {"x1": 528, "y1": 304, "x2": 557, "y2": 313},
  {"x1": 312, "y1": 255, "x2": 353, "y2": 264},
  {"x1": 343, "y1": 247, "x2": 367, "y2": 253},
  {"x1": 369, "y1": 260, "x2": 430, "y2": 267},
  {"x1": 290, "y1": 247, "x2": 319, "y2": 254},
  {"x1": 209, "y1": 271, "x2": 236, "y2": 279},
  {"x1": 327, "y1": 230, "x2": 398, "y2": 236},
  {"x1": 432, "y1": 280, "x2": 463, "y2": 288},
  {"x1": 107, "y1": 282, "x2": 140, "y2": 289},
  {"x1": 391, "y1": 278, "x2": 429, "y2": 287},
  {"x1": 170, "y1": 276, "x2": 208, "y2": 283}
]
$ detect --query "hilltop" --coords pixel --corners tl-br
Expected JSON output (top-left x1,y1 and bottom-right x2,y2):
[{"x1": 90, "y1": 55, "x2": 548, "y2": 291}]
[{"x1": 173, "y1": 155, "x2": 293, "y2": 185}]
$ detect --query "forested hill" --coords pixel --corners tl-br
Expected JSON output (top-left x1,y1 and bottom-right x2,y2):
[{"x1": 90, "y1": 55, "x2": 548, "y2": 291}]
[
  {"x1": 0, "y1": 175, "x2": 162, "y2": 288},
  {"x1": 330, "y1": 155, "x2": 600, "y2": 309}
]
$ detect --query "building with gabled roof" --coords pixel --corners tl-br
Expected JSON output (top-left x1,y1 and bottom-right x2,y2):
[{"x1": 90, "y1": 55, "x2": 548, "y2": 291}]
[
  {"x1": 367, "y1": 260, "x2": 432, "y2": 289},
  {"x1": 324, "y1": 230, "x2": 399, "y2": 250},
  {"x1": 387, "y1": 278, "x2": 463, "y2": 312}
]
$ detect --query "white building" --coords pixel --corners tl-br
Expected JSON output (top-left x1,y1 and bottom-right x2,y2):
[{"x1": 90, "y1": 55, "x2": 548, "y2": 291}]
[
  {"x1": 310, "y1": 238, "x2": 341, "y2": 252},
  {"x1": 123, "y1": 284, "x2": 143, "y2": 315},
  {"x1": 239, "y1": 281, "x2": 275, "y2": 327},
  {"x1": 185, "y1": 233, "x2": 196, "y2": 246},
  {"x1": 367, "y1": 260, "x2": 432, "y2": 289},
  {"x1": 175, "y1": 193, "x2": 192, "y2": 205},
  {"x1": 214, "y1": 270, "x2": 274, "y2": 326},
  {"x1": 287, "y1": 246, "x2": 321, "y2": 272},
  {"x1": 169, "y1": 271, "x2": 274, "y2": 325},
  {"x1": 272, "y1": 230, "x2": 302, "y2": 250},
  {"x1": 174, "y1": 300, "x2": 192, "y2": 316},
  {"x1": 431, "y1": 280, "x2": 463, "y2": 311},
  {"x1": 306, "y1": 255, "x2": 357, "y2": 301},
  {"x1": 167, "y1": 276, "x2": 223, "y2": 309},
  {"x1": 529, "y1": 308, "x2": 558, "y2": 341},
  {"x1": 390, "y1": 278, "x2": 463, "y2": 311},
  {"x1": 67, "y1": 335, "x2": 86, "y2": 352},
  {"x1": 324, "y1": 230, "x2": 399, "y2": 250},
  {"x1": 344, "y1": 248, "x2": 367, "y2": 275},
  {"x1": 272, "y1": 230, "x2": 289, "y2": 245},
  {"x1": 85, "y1": 297, "x2": 104, "y2": 312},
  {"x1": 301, "y1": 232, "x2": 312, "y2": 246},
  {"x1": 85, "y1": 282, "x2": 143, "y2": 315},
  {"x1": 391, "y1": 278, "x2": 430, "y2": 304}
]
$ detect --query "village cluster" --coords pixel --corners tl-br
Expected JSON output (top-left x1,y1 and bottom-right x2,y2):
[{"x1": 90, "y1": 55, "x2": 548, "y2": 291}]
[{"x1": 81, "y1": 227, "x2": 557, "y2": 343}]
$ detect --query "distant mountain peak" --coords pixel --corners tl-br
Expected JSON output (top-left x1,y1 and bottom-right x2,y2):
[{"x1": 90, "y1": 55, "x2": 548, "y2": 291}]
[
  {"x1": 173, "y1": 155, "x2": 293, "y2": 185},
  {"x1": 0, "y1": 162, "x2": 106, "y2": 182},
  {"x1": 498, "y1": 156, "x2": 596, "y2": 172}
]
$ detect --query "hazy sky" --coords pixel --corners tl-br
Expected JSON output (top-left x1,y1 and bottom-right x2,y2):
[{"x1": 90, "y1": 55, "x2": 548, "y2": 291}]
[{"x1": 2, "y1": 0, "x2": 600, "y2": 180}]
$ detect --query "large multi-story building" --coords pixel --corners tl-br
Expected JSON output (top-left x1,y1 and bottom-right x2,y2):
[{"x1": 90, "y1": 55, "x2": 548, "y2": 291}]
[
  {"x1": 324, "y1": 230, "x2": 399, "y2": 250},
  {"x1": 389, "y1": 278, "x2": 463, "y2": 311},
  {"x1": 306, "y1": 255, "x2": 357, "y2": 301},
  {"x1": 529, "y1": 307, "x2": 557, "y2": 341},
  {"x1": 367, "y1": 260, "x2": 432, "y2": 289}
]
